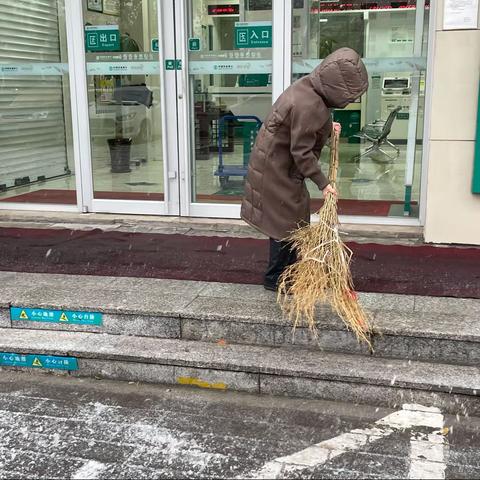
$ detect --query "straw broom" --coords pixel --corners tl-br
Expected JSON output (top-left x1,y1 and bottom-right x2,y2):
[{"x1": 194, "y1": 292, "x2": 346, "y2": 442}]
[{"x1": 277, "y1": 127, "x2": 374, "y2": 350}]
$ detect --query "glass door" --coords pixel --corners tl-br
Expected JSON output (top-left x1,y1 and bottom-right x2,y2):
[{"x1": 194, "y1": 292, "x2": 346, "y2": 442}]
[
  {"x1": 289, "y1": 0, "x2": 430, "y2": 221},
  {"x1": 178, "y1": 0, "x2": 283, "y2": 218},
  {"x1": 72, "y1": 0, "x2": 285, "y2": 218},
  {"x1": 76, "y1": 0, "x2": 179, "y2": 215}
]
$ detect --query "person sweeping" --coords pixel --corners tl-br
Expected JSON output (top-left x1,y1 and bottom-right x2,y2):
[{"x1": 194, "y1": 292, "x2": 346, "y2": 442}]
[
  {"x1": 241, "y1": 47, "x2": 368, "y2": 289},
  {"x1": 241, "y1": 47, "x2": 373, "y2": 347}
]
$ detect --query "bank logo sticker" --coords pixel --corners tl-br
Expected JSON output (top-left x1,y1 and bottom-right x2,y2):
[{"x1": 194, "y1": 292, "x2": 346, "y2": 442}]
[
  {"x1": 0, "y1": 63, "x2": 68, "y2": 76},
  {"x1": 0, "y1": 353, "x2": 79, "y2": 371},
  {"x1": 10, "y1": 307, "x2": 103, "y2": 326}
]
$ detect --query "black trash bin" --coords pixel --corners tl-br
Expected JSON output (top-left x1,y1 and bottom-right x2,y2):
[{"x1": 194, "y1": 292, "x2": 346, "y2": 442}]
[{"x1": 108, "y1": 138, "x2": 132, "y2": 173}]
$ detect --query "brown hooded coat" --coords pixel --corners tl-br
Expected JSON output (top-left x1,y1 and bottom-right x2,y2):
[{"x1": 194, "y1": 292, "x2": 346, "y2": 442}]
[{"x1": 241, "y1": 48, "x2": 369, "y2": 240}]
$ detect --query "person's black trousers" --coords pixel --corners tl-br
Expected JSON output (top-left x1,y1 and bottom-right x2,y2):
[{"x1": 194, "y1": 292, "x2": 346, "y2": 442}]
[{"x1": 264, "y1": 239, "x2": 297, "y2": 290}]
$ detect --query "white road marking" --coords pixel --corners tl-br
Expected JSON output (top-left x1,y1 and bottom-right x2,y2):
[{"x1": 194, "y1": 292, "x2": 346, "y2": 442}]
[
  {"x1": 409, "y1": 431, "x2": 447, "y2": 479},
  {"x1": 72, "y1": 460, "x2": 107, "y2": 480},
  {"x1": 251, "y1": 404, "x2": 446, "y2": 479}
]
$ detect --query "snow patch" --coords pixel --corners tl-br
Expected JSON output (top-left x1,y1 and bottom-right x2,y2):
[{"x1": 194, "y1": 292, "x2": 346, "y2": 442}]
[{"x1": 72, "y1": 460, "x2": 107, "y2": 479}]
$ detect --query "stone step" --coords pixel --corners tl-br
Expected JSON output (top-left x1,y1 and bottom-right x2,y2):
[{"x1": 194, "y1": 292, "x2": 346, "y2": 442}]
[
  {"x1": 0, "y1": 327, "x2": 478, "y2": 416},
  {"x1": 1, "y1": 273, "x2": 479, "y2": 366},
  {"x1": 0, "y1": 209, "x2": 424, "y2": 244}
]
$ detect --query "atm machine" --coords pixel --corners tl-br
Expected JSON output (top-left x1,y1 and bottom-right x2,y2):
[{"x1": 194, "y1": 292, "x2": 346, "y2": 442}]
[
  {"x1": 379, "y1": 73, "x2": 425, "y2": 142},
  {"x1": 380, "y1": 75, "x2": 411, "y2": 141}
]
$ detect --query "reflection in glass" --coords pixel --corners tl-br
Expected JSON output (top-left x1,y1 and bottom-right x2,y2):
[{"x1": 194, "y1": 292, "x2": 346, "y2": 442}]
[
  {"x1": 292, "y1": 1, "x2": 430, "y2": 218},
  {"x1": 84, "y1": 0, "x2": 163, "y2": 201},
  {"x1": 189, "y1": 0, "x2": 273, "y2": 204},
  {"x1": 0, "y1": 0, "x2": 75, "y2": 205}
]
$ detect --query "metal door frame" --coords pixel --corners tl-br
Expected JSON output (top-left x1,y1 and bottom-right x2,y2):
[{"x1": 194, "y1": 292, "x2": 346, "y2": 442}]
[
  {"x1": 177, "y1": 0, "x2": 286, "y2": 219},
  {"x1": 176, "y1": 0, "x2": 432, "y2": 226},
  {"x1": 0, "y1": 0, "x2": 434, "y2": 229},
  {"x1": 67, "y1": 0, "x2": 180, "y2": 215}
]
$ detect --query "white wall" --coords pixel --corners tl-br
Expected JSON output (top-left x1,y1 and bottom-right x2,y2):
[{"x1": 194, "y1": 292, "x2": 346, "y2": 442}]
[{"x1": 424, "y1": 0, "x2": 480, "y2": 245}]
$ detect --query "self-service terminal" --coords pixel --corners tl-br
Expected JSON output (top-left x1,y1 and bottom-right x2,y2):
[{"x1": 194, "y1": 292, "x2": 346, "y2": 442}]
[{"x1": 380, "y1": 76, "x2": 411, "y2": 140}]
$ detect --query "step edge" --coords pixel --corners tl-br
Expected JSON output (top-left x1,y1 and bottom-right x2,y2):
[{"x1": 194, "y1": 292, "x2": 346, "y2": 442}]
[
  {"x1": 4, "y1": 306, "x2": 480, "y2": 344},
  {"x1": 0, "y1": 329, "x2": 477, "y2": 397}
]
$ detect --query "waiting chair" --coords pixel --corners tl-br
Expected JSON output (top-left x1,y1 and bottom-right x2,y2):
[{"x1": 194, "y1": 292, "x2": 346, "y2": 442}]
[{"x1": 353, "y1": 106, "x2": 402, "y2": 161}]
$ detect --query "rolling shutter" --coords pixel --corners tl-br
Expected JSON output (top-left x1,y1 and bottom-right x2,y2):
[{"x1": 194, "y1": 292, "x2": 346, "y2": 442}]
[{"x1": 0, "y1": 0, "x2": 69, "y2": 190}]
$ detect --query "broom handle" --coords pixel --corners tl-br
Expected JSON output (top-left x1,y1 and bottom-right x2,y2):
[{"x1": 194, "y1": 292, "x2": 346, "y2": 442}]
[{"x1": 328, "y1": 127, "x2": 340, "y2": 184}]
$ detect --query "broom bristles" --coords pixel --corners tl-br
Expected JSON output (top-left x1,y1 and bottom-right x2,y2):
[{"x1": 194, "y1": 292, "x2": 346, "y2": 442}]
[{"x1": 277, "y1": 129, "x2": 374, "y2": 350}]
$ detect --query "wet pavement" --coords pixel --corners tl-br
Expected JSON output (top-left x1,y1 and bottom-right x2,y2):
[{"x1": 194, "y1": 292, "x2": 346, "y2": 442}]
[{"x1": 0, "y1": 371, "x2": 479, "y2": 479}]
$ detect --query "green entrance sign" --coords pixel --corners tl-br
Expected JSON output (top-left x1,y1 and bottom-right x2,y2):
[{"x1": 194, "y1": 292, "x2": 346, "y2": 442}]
[
  {"x1": 235, "y1": 22, "x2": 272, "y2": 49},
  {"x1": 188, "y1": 38, "x2": 201, "y2": 51},
  {"x1": 85, "y1": 25, "x2": 120, "y2": 52},
  {"x1": 473, "y1": 80, "x2": 480, "y2": 194}
]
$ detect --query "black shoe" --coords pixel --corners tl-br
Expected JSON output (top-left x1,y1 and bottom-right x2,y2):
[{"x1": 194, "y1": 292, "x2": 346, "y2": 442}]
[{"x1": 263, "y1": 282, "x2": 278, "y2": 292}]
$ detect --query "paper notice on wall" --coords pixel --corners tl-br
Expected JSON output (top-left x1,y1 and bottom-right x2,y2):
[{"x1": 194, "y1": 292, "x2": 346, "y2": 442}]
[
  {"x1": 391, "y1": 26, "x2": 413, "y2": 43},
  {"x1": 103, "y1": 0, "x2": 120, "y2": 16},
  {"x1": 443, "y1": 0, "x2": 479, "y2": 30}
]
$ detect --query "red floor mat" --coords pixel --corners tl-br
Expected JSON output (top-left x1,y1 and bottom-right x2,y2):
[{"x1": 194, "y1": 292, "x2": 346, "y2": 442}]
[
  {"x1": 0, "y1": 227, "x2": 478, "y2": 298},
  {"x1": 0, "y1": 190, "x2": 164, "y2": 203},
  {"x1": 1, "y1": 189, "x2": 413, "y2": 216}
]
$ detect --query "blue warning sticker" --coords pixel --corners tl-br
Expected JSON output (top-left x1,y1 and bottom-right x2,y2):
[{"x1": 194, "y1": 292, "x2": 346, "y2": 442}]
[
  {"x1": 0, "y1": 353, "x2": 78, "y2": 370},
  {"x1": 10, "y1": 307, "x2": 102, "y2": 326}
]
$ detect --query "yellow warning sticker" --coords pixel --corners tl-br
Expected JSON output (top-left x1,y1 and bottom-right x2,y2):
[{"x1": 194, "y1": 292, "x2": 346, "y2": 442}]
[
  {"x1": 59, "y1": 313, "x2": 69, "y2": 322},
  {"x1": 19, "y1": 310, "x2": 29, "y2": 320},
  {"x1": 32, "y1": 357, "x2": 43, "y2": 367},
  {"x1": 177, "y1": 376, "x2": 227, "y2": 390}
]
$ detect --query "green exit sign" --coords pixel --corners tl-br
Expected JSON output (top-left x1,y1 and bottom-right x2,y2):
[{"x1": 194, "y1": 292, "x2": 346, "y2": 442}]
[{"x1": 85, "y1": 25, "x2": 120, "y2": 52}]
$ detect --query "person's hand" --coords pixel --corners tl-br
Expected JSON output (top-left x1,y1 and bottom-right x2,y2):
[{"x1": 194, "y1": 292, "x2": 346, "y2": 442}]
[
  {"x1": 333, "y1": 122, "x2": 342, "y2": 134},
  {"x1": 322, "y1": 184, "x2": 337, "y2": 197}
]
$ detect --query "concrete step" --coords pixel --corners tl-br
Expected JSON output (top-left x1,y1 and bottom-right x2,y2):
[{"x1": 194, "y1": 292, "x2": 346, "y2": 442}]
[
  {"x1": 0, "y1": 209, "x2": 424, "y2": 244},
  {"x1": 1, "y1": 273, "x2": 479, "y2": 366},
  {"x1": 0, "y1": 327, "x2": 478, "y2": 415}
]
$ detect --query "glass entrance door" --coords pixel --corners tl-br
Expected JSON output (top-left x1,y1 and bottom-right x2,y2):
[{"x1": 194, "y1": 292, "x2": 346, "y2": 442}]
[
  {"x1": 75, "y1": 0, "x2": 283, "y2": 218},
  {"x1": 181, "y1": 0, "x2": 278, "y2": 218},
  {"x1": 78, "y1": 0, "x2": 178, "y2": 215},
  {"x1": 289, "y1": 0, "x2": 430, "y2": 221},
  {"x1": 73, "y1": 0, "x2": 284, "y2": 218}
]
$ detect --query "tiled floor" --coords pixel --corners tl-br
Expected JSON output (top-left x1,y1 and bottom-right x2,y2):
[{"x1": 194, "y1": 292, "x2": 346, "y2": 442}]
[
  {"x1": 0, "y1": 137, "x2": 423, "y2": 213},
  {"x1": 195, "y1": 141, "x2": 423, "y2": 203}
]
